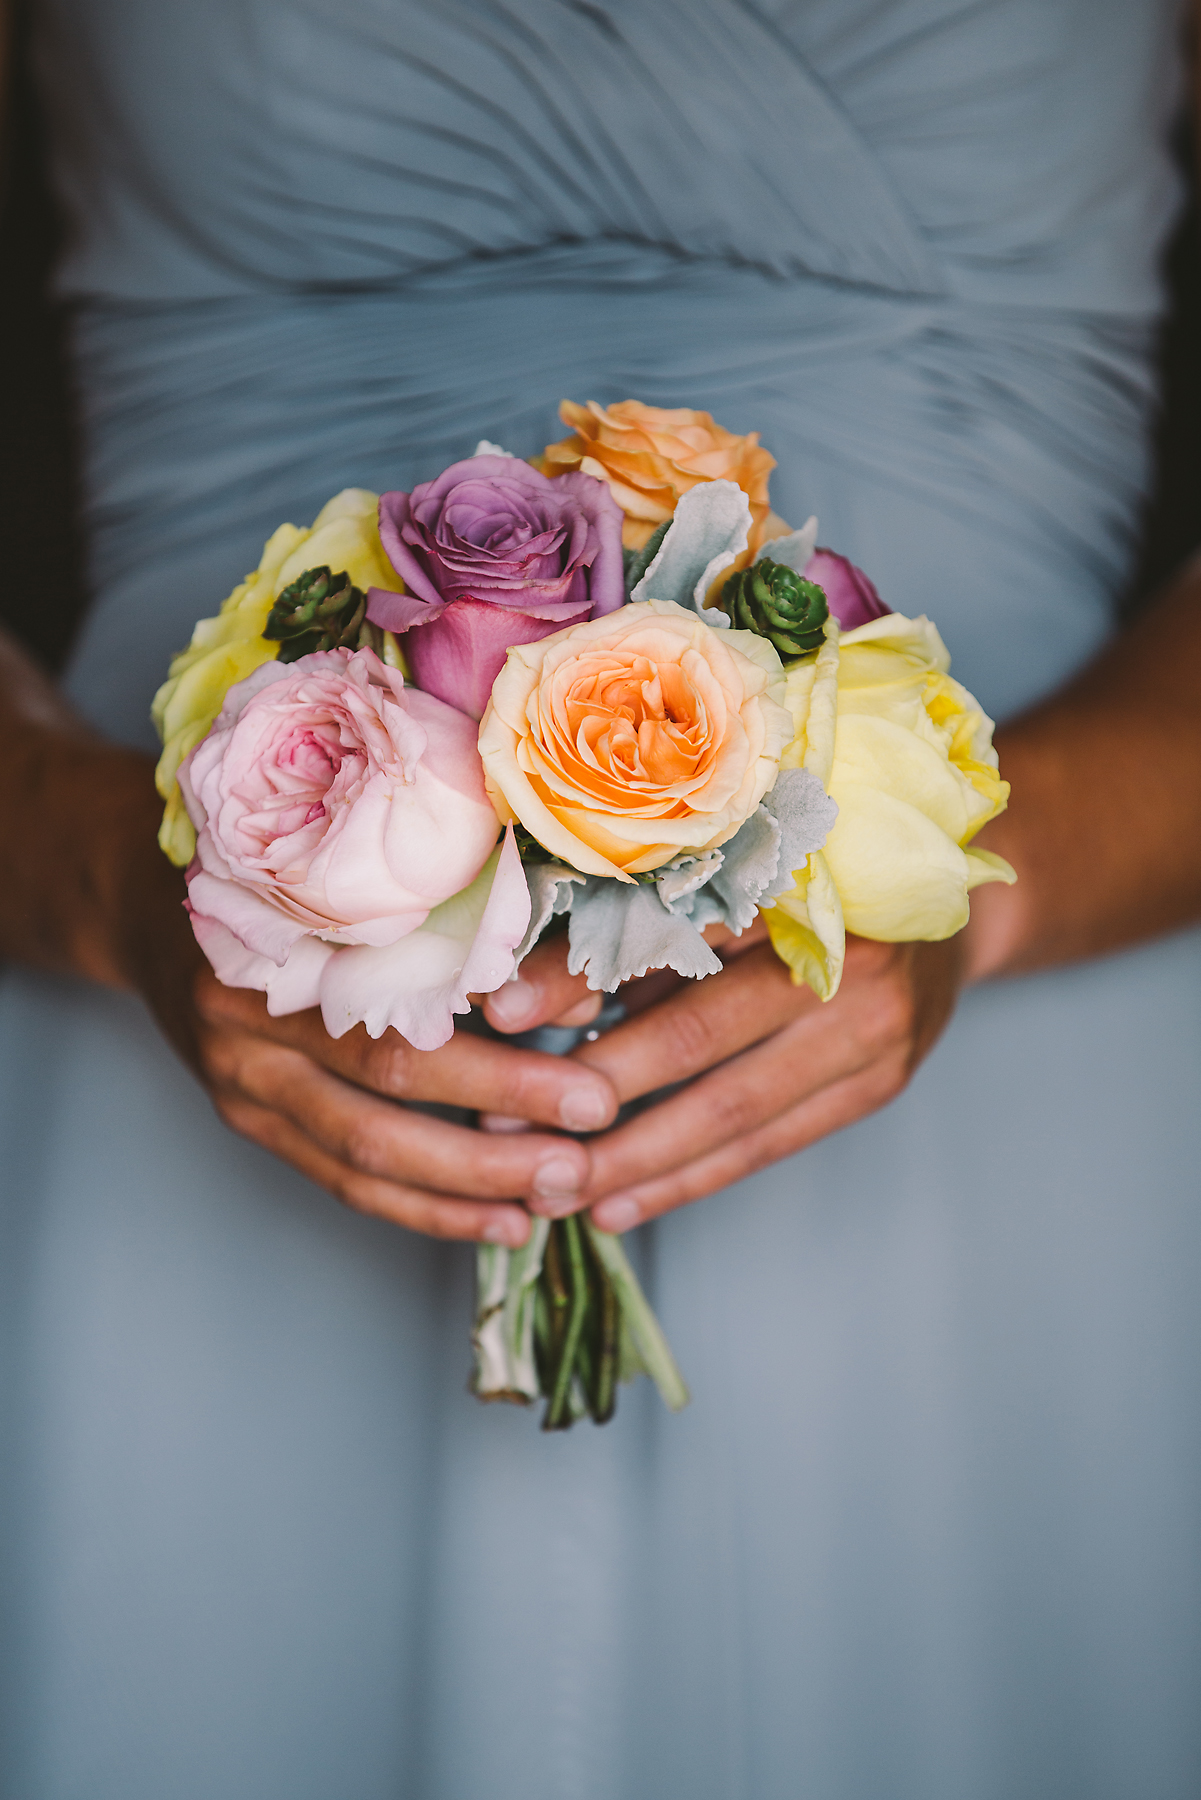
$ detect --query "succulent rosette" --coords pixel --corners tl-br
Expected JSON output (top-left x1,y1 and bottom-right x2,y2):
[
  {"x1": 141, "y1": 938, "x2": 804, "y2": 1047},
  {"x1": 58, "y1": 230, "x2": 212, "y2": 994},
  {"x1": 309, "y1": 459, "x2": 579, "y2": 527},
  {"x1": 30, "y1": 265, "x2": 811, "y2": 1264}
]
[
  {"x1": 178, "y1": 647, "x2": 529, "y2": 1051},
  {"x1": 366, "y1": 454, "x2": 624, "y2": 720}
]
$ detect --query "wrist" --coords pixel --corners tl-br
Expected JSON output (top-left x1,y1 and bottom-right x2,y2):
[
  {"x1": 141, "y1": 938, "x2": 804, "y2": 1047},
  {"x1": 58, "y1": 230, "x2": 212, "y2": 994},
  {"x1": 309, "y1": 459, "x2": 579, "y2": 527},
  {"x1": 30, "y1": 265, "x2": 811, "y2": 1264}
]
[
  {"x1": 8, "y1": 724, "x2": 183, "y2": 989},
  {"x1": 88, "y1": 747, "x2": 191, "y2": 992}
]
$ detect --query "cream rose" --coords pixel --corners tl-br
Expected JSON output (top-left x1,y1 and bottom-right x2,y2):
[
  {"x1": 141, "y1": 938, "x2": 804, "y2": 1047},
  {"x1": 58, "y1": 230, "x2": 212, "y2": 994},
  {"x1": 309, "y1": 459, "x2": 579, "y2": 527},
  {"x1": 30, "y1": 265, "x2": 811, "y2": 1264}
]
[
  {"x1": 152, "y1": 489, "x2": 398, "y2": 866},
  {"x1": 764, "y1": 614, "x2": 1014, "y2": 996},
  {"x1": 478, "y1": 600, "x2": 793, "y2": 878},
  {"x1": 538, "y1": 399, "x2": 783, "y2": 555}
]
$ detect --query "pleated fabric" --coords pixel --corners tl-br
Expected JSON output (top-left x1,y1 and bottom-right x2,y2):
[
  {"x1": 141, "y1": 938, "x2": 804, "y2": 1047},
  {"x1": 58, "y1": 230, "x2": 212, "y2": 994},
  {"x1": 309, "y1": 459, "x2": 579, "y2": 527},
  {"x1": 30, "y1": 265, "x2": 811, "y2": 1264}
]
[{"x1": 3, "y1": 3, "x2": 1199, "y2": 1797}]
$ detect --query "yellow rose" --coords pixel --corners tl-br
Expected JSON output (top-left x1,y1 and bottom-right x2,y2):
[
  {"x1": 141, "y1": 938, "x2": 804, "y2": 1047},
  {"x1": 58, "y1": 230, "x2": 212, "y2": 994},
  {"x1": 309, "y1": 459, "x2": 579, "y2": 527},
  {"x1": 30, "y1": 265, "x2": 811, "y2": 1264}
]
[
  {"x1": 764, "y1": 613, "x2": 1015, "y2": 997},
  {"x1": 537, "y1": 399, "x2": 783, "y2": 556},
  {"x1": 478, "y1": 599, "x2": 792, "y2": 878},
  {"x1": 152, "y1": 489, "x2": 397, "y2": 865}
]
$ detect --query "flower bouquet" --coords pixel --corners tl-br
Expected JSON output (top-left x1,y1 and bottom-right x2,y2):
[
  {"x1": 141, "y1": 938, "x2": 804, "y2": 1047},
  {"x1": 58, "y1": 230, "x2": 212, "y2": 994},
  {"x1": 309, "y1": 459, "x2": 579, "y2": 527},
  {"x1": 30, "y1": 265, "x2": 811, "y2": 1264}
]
[{"x1": 153, "y1": 401, "x2": 1013, "y2": 1429}]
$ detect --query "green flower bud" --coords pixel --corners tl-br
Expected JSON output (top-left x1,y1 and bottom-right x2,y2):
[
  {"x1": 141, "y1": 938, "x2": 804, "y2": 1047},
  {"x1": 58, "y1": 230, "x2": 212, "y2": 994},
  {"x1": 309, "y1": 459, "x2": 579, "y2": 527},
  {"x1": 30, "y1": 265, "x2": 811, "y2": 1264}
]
[{"x1": 719, "y1": 558, "x2": 829, "y2": 658}]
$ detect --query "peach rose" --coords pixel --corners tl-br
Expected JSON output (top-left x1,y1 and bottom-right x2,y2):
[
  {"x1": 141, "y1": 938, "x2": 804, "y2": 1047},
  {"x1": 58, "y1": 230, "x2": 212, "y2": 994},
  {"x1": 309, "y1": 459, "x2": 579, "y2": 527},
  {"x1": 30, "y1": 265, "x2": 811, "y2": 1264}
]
[
  {"x1": 538, "y1": 399, "x2": 780, "y2": 555},
  {"x1": 478, "y1": 600, "x2": 793, "y2": 878}
]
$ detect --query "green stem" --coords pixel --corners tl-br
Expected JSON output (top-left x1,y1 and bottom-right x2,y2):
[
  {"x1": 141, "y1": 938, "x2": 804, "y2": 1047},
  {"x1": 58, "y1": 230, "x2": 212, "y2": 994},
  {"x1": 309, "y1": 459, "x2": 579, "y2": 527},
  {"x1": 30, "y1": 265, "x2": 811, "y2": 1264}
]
[
  {"x1": 542, "y1": 1219, "x2": 569, "y2": 1385},
  {"x1": 545, "y1": 1216, "x2": 590, "y2": 1431},
  {"x1": 581, "y1": 1226, "x2": 619, "y2": 1423},
  {"x1": 582, "y1": 1222, "x2": 690, "y2": 1413}
]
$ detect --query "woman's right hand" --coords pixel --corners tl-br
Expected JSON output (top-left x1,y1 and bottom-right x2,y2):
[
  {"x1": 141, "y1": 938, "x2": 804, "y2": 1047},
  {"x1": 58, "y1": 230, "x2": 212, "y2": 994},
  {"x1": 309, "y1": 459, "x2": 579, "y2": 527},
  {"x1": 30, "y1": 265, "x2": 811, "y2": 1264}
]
[
  {"x1": 123, "y1": 849, "x2": 618, "y2": 1248},
  {"x1": 176, "y1": 966, "x2": 617, "y2": 1246},
  {"x1": 1, "y1": 625, "x2": 617, "y2": 1245}
]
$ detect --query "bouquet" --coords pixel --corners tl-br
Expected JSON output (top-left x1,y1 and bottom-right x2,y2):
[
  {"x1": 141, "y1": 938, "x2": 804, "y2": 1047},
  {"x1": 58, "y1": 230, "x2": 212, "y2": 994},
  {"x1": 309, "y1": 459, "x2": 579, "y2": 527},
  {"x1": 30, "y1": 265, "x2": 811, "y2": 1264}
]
[{"x1": 153, "y1": 401, "x2": 1013, "y2": 1429}]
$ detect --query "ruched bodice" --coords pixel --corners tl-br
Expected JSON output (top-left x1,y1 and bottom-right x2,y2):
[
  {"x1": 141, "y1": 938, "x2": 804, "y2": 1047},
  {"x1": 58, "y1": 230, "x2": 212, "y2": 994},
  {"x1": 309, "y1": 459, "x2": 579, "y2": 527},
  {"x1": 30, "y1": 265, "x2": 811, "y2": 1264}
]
[
  {"x1": 35, "y1": 0, "x2": 1180, "y2": 311},
  {"x1": 5, "y1": 7, "x2": 1201, "y2": 1800},
  {"x1": 30, "y1": 0, "x2": 1185, "y2": 752}
]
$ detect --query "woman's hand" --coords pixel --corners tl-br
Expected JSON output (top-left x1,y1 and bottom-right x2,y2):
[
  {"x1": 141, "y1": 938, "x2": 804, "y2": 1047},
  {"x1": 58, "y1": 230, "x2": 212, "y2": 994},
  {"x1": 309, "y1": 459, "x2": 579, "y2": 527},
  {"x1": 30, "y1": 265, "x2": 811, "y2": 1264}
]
[
  {"x1": 0, "y1": 627, "x2": 618, "y2": 1246},
  {"x1": 123, "y1": 884, "x2": 619, "y2": 1249},
  {"x1": 483, "y1": 923, "x2": 966, "y2": 1230},
  {"x1": 177, "y1": 970, "x2": 616, "y2": 1245},
  {"x1": 481, "y1": 553, "x2": 1201, "y2": 1228}
]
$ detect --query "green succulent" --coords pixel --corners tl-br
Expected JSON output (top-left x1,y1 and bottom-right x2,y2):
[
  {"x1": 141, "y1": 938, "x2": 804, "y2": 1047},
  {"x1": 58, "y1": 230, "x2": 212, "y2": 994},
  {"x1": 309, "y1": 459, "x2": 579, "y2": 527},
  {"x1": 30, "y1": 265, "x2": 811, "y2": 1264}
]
[
  {"x1": 263, "y1": 565, "x2": 379, "y2": 662},
  {"x1": 719, "y1": 557, "x2": 829, "y2": 658}
]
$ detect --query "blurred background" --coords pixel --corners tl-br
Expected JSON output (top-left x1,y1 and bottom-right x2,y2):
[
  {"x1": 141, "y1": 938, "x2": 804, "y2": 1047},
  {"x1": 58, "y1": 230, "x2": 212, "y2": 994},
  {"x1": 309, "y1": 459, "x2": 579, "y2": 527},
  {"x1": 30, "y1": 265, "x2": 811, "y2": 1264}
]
[{"x1": 1, "y1": 3, "x2": 1198, "y2": 676}]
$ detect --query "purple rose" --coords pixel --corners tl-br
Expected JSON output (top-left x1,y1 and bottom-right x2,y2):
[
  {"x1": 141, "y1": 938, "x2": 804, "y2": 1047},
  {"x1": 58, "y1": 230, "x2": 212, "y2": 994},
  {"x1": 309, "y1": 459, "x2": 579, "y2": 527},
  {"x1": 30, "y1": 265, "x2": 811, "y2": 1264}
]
[
  {"x1": 803, "y1": 548, "x2": 890, "y2": 631},
  {"x1": 366, "y1": 455, "x2": 624, "y2": 719}
]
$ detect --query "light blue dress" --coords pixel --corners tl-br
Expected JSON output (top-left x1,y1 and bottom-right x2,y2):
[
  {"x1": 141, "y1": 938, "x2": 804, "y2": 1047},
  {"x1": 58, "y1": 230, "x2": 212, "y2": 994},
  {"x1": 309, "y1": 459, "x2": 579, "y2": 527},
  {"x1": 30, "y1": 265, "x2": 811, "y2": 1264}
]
[{"x1": 3, "y1": 4, "x2": 1199, "y2": 1795}]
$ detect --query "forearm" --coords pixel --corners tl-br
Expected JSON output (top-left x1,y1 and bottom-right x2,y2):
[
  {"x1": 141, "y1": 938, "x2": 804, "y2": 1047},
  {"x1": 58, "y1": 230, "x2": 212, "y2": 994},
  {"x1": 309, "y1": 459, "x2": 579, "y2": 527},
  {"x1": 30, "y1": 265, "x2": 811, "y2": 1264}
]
[
  {"x1": 0, "y1": 626, "x2": 181, "y2": 987},
  {"x1": 964, "y1": 556, "x2": 1201, "y2": 981}
]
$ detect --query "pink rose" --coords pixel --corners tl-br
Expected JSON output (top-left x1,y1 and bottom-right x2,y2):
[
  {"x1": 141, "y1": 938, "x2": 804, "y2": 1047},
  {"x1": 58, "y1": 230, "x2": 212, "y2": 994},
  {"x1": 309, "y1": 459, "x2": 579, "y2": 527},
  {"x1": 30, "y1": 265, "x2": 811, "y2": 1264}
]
[
  {"x1": 179, "y1": 648, "x2": 530, "y2": 1050},
  {"x1": 366, "y1": 454, "x2": 624, "y2": 720}
]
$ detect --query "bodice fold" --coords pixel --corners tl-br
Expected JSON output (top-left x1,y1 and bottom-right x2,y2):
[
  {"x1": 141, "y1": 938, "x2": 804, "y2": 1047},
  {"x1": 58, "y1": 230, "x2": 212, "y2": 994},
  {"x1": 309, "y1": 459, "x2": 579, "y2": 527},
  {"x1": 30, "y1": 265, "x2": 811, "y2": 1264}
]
[{"x1": 34, "y1": 0, "x2": 1182, "y2": 315}]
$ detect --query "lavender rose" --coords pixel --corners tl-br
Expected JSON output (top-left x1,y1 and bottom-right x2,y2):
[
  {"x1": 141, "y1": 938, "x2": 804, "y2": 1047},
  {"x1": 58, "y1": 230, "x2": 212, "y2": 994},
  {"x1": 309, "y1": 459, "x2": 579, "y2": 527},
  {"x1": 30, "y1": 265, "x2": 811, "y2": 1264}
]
[
  {"x1": 804, "y1": 548, "x2": 890, "y2": 631},
  {"x1": 366, "y1": 454, "x2": 624, "y2": 719}
]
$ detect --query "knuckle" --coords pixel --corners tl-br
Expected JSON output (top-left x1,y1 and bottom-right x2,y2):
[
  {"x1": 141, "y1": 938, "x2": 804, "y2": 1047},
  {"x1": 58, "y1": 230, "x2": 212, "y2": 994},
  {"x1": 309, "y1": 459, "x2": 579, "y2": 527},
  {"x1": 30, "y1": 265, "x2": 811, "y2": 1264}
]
[
  {"x1": 666, "y1": 999, "x2": 720, "y2": 1070},
  {"x1": 864, "y1": 1049, "x2": 912, "y2": 1111},
  {"x1": 339, "y1": 1117, "x2": 389, "y2": 1178},
  {"x1": 847, "y1": 935, "x2": 896, "y2": 980},
  {"x1": 199, "y1": 1028, "x2": 250, "y2": 1091},
  {"x1": 699, "y1": 1078, "x2": 759, "y2": 1139},
  {"x1": 323, "y1": 1163, "x2": 369, "y2": 1214},
  {"x1": 192, "y1": 966, "x2": 231, "y2": 1022},
  {"x1": 374, "y1": 1038, "x2": 415, "y2": 1098},
  {"x1": 859, "y1": 979, "x2": 917, "y2": 1057},
  {"x1": 212, "y1": 1091, "x2": 258, "y2": 1140},
  {"x1": 495, "y1": 1059, "x2": 546, "y2": 1123},
  {"x1": 467, "y1": 1145, "x2": 521, "y2": 1198}
]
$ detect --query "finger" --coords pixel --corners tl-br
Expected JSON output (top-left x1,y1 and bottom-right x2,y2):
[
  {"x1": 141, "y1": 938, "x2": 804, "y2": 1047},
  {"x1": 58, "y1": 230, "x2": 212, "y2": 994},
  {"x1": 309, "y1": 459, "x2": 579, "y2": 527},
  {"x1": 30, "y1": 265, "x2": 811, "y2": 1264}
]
[
  {"x1": 194, "y1": 970, "x2": 617, "y2": 1134},
  {"x1": 483, "y1": 934, "x2": 595, "y2": 1034},
  {"x1": 480, "y1": 915, "x2": 772, "y2": 1037},
  {"x1": 572, "y1": 942, "x2": 816, "y2": 1104},
  {"x1": 589, "y1": 1053, "x2": 909, "y2": 1231},
  {"x1": 201, "y1": 1027, "x2": 593, "y2": 1209},
  {"x1": 213, "y1": 1093, "x2": 531, "y2": 1244},
  {"x1": 569, "y1": 956, "x2": 916, "y2": 1208}
]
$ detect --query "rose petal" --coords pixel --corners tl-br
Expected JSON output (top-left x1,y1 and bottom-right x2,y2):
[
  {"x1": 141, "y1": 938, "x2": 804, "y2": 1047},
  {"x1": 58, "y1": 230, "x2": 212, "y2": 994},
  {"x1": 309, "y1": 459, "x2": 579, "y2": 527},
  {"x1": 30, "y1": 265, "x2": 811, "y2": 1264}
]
[
  {"x1": 804, "y1": 548, "x2": 890, "y2": 631},
  {"x1": 316, "y1": 825, "x2": 532, "y2": 1051},
  {"x1": 402, "y1": 596, "x2": 591, "y2": 720},
  {"x1": 364, "y1": 586, "x2": 448, "y2": 632},
  {"x1": 187, "y1": 905, "x2": 336, "y2": 1013},
  {"x1": 186, "y1": 864, "x2": 312, "y2": 965}
]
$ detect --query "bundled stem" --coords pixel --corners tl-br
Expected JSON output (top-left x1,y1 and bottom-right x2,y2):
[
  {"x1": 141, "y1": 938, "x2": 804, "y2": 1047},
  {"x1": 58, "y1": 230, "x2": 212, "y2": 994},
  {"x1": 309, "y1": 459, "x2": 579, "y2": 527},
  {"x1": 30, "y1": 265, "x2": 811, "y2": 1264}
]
[{"x1": 469, "y1": 1002, "x2": 689, "y2": 1429}]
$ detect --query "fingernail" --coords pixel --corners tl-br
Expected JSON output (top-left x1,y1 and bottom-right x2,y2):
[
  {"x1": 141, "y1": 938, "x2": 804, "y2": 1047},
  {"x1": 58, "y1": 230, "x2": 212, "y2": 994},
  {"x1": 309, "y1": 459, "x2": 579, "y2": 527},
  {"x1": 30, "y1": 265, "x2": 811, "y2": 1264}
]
[
  {"x1": 592, "y1": 1196, "x2": 640, "y2": 1233},
  {"x1": 483, "y1": 1215, "x2": 529, "y2": 1247},
  {"x1": 488, "y1": 978, "x2": 538, "y2": 1029},
  {"x1": 478, "y1": 1113, "x2": 534, "y2": 1134},
  {"x1": 530, "y1": 1192, "x2": 583, "y2": 1219},
  {"x1": 532, "y1": 1154, "x2": 582, "y2": 1200},
  {"x1": 558, "y1": 1086, "x2": 610, "y2": 1132}
]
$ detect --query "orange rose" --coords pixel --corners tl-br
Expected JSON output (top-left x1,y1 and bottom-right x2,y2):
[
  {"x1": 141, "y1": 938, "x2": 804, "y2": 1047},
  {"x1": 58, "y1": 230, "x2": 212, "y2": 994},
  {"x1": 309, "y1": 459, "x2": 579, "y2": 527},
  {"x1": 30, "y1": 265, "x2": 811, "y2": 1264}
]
[
  {"x1": 478, "y1": 600, "x2": 792, "y2": 878},
  {"x1": 538, "y1": 399, "x2": 780, "y2": 555}
]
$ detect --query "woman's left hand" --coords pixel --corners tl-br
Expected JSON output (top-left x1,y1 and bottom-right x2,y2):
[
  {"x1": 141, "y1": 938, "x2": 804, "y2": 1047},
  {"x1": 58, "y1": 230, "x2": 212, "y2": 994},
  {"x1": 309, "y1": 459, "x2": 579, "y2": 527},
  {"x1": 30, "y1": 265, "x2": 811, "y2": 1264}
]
[{"x1": 482, "y1": 924, "x2": 966, "y2": 1231}]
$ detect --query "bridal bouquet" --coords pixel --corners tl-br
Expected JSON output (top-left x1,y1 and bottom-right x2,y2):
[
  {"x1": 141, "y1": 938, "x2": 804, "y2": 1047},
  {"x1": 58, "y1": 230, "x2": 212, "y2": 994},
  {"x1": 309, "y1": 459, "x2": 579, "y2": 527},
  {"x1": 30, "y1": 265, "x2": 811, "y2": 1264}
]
[{"x1": 153, "y1": 400, "x2": 1013, "y2": 1429}]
